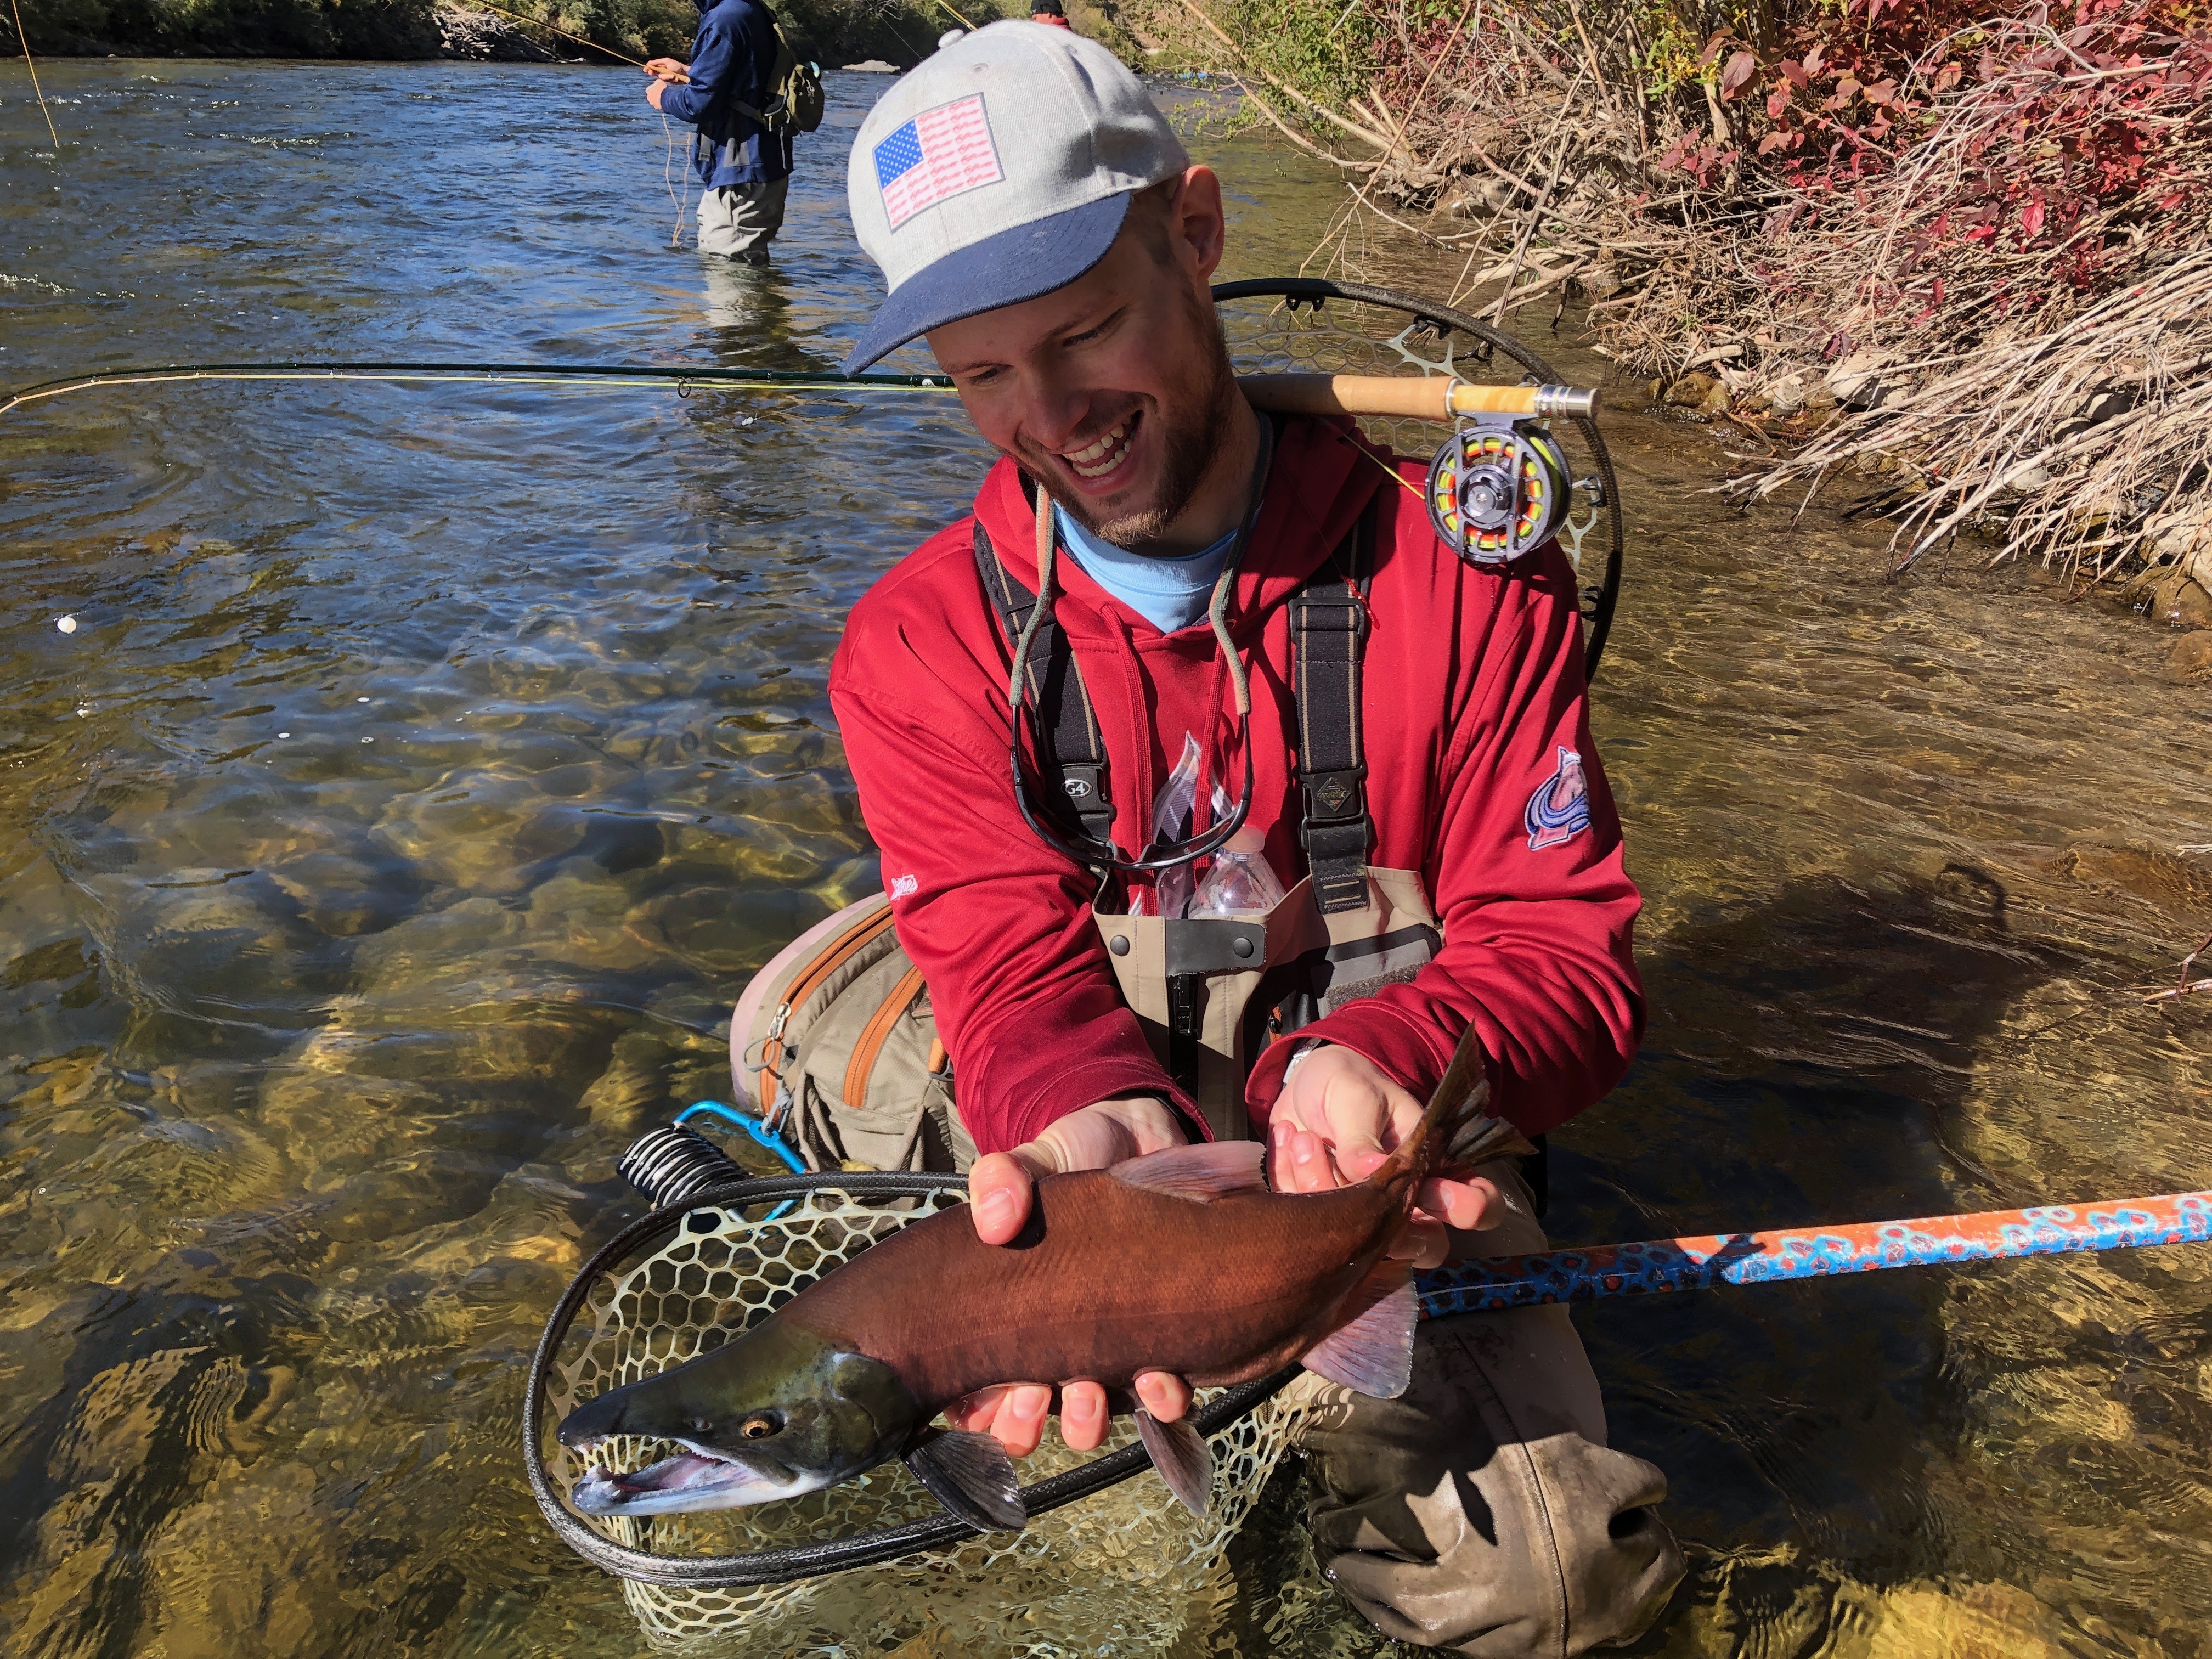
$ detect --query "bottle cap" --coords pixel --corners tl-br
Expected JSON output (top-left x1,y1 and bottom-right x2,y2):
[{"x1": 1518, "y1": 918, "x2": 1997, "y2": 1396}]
[{"x1": 1224, "y1": 827, "x2": 1266, "y2": 854}]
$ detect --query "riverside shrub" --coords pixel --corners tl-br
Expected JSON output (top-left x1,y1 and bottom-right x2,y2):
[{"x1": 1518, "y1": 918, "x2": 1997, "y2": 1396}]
[{"x1": 1692, "y1": 0, "x2": 2209, "y2": 294}]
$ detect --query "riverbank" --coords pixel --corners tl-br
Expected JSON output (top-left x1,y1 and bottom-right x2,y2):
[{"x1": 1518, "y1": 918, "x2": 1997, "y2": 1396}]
[
  {"x1": 1128, "y1": 0, "x2": 2212, "y2": 676},
  {"x1": 9, "y1": 0, "x2": 966, "y2": 67}
]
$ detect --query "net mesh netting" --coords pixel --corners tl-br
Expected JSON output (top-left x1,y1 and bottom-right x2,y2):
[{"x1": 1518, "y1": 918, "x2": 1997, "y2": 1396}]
[{"x1": 544, "y1": 1185, "x2": 1314, "y2": 1653}]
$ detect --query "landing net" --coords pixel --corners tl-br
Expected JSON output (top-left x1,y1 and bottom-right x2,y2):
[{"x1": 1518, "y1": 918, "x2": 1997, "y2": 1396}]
[{"x1": 537, "y1": 1181, "x2": 1314, "y2": 1652}]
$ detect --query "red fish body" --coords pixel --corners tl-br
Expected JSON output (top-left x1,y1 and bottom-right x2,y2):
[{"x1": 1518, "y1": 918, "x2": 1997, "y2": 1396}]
[{"x1": 787, "y1": 1151, "x2": 1420, "y2": 1413}]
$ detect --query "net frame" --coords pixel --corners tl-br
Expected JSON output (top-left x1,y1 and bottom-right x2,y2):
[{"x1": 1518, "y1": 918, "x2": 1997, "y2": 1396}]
[
  {"x1": 523, "y1": 1172, "x2": 1307, "y2": 1636},
  {"x1": 1209, "y1": 277, "x2": 1626, "y2": 675}
]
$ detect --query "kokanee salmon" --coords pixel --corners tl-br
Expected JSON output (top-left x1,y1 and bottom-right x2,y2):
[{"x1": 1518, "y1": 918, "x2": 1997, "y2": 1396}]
[{"x1": 557, "y1": 1026, "x2": 1527, "y2": 1530}]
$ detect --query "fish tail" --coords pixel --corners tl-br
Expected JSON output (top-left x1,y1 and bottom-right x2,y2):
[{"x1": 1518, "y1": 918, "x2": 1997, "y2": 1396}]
[{"x1": 1372, "y1": 1023, "x2": 1532, "y2": 1192}]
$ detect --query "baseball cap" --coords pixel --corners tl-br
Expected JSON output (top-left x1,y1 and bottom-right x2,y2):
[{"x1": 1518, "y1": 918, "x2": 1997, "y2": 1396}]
[{"x1": 842, "y1": 23, "x2": 1190, "y2": 374}]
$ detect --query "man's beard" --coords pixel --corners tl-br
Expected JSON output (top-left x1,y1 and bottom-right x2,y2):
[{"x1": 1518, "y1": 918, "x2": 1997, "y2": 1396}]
[{"x1": 1045, "y1": 303, "x2": 1242, "y2": 547}]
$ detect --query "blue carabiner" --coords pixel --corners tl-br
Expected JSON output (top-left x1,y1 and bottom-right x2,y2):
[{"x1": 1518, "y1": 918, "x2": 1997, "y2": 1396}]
[{"x1": 676, "y1": 1099, "x2": 805, "y2": 1220}]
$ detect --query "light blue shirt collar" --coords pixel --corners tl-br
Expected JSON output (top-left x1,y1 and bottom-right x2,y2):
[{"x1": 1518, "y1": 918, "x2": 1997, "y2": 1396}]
[{"x1": 1055, "y1": 507, "x2": 1237, "y2": 635}]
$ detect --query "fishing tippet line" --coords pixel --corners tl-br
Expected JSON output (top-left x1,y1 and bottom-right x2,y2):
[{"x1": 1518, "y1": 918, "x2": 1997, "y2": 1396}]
[
  {"x1": 0, "y1": 360, "x2": 953, "y2": 420},
  {"x1": 661, "y1": 110, "x2": 692, "y2": 247},
  {"x1": 6, "y1": 0, "x2": 60, "y2": 156},
  {"x1": 459, "y1": 0, "x2": 651, "y2": 65}
]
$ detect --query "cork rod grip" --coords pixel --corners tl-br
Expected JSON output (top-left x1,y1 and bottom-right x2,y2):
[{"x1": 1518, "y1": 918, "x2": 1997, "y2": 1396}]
[{"x1": 1237, "y1": 373, "x2": 1599, "y2": 422}]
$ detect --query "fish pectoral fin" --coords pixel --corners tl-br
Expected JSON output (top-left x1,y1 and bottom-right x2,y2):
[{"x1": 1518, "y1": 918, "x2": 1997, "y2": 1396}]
[
  {"x1": 905, "y1": 1428, "x2": 1026, "y2": 1532},
  {"x1": 1134, "y1": 1407, "x2": 1213, "y2": 1517},
  {"x1": 1301, "y1": 1261, "x2": 1418, "y2": 1399},
  {"x1": 1108, "y1": 1141, "x2": 1268, "y2": 1204},
  {"x1": 1448, "y1": 1110, "x2": 1538, "y2": 1171}
]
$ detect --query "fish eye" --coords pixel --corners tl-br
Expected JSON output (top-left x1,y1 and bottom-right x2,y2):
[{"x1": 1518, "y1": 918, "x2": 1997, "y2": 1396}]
[{"x1": 739, "y1": 1412, "x2": 782, "y2": 1440}]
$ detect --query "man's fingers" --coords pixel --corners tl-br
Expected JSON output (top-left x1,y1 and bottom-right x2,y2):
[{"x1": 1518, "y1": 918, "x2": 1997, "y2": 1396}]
[
  {"x1": 1415, "y1": 1173, "x2": 1499, "y2": 1232},
  {"x1": 968, "y1": 1150, "x2": 1046, "y2": 1245},
  {"x1": 1283, "y1": 1126, "x2": 1339, "y2": 1193},
  {"x1": 1134, "y1": 1369, "x2": 1191, "y2": 1423},
  {"x1": 987, "y1": 1383, "x2": 1051, "y2": 1457},
  {"x1": 1059, "y1": 1380, "x2": 1108, "y2": 1452},
  {"x1": 1387, "y1": 1213, "x2": 1451, "y2": 1269},
  {"x1": 946, "y1": 1384, "x2": 1011, "y2": 1432}
]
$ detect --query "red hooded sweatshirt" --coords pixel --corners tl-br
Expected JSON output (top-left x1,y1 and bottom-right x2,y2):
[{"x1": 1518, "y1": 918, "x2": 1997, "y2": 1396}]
[{"x1": 827, "y1": 415, "x2": 1641, "y2": 1155}]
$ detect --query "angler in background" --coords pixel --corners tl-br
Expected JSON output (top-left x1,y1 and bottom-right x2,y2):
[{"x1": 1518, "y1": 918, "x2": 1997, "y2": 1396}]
[
  {"x1": 1028, "y1": 0, "x2": 1074, "y2": 28},
  {"x1": 644, "y1": 0, "x2": 804, "y2": 265}
]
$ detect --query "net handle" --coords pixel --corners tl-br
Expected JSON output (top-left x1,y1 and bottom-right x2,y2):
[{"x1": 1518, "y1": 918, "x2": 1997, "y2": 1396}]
[{"x1": 523, "y1": 1172, "x2": 1301, "y2": 1589}]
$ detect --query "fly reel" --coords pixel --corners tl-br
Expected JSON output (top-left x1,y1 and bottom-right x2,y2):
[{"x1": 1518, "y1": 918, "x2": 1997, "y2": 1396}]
[{"x1": 1426, "y1": 410, "x2": 1576, "y2": 566}]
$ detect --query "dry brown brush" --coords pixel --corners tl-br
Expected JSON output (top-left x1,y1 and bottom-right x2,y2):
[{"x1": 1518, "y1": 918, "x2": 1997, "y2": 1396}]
[{"x1": 1134, "y1": 0, "x2": 2212, "y2": 600}]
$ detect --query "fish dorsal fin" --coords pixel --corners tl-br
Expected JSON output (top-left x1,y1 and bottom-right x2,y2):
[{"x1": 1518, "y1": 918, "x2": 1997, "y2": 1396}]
[
  {"x1": 1109, "y1": 1140, "x2": 1267, "y2": 1204},
  {"x1": 1133, "y1": 1407, "x2": 1214, "y2": 1517},
  {"x1": 905, "y1": 1428, "x2": 1025, "y2": 1532},
  {"x1": 1301, "y1": 1260, "x2": 1417, "y2": 1398}
]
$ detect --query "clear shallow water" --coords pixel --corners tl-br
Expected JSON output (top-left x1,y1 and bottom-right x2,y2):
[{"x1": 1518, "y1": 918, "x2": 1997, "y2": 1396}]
[{"x1": 5, "y1": 56, "x2": 2212, "y2": 1659}]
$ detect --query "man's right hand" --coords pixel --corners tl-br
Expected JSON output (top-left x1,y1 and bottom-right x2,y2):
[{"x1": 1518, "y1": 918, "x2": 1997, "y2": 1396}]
[
  {"x1": 642, "y1": 57, "x2": 691, "y2": 82},
  {"x1": 947, "y1": 1094, "x2": 1196, "y2": 1457}
]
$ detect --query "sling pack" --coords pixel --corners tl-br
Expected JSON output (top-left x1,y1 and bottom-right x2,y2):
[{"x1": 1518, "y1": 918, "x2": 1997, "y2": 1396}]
[
  {"x1": 722, "y1": 4, "x2": 825, "y2": 137},
  {"x1": 727, "y1": 893, "x2": 969, "y2": 1173}
]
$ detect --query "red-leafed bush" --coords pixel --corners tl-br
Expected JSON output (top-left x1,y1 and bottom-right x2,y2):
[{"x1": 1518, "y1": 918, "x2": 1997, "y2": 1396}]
[{"x1": 1649, "y1": 0, "x2": 2208, "y2": 300}]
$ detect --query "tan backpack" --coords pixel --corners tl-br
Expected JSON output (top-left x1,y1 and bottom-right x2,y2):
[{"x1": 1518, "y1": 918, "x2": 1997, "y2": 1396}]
[{"x1": 730, "y1": 895, "x2": 970, "y2": 1172}]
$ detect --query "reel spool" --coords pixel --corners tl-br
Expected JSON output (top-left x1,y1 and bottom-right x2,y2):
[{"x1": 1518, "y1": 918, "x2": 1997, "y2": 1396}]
[{"x1": 1426, "y1": 413, "x2": 1577, "y2": 566}]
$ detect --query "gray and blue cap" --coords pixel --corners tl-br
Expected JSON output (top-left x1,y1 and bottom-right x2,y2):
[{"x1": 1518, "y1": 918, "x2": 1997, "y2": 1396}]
[{"x1": 843, "y1": 24, "x2": 1190, "y2": 374}]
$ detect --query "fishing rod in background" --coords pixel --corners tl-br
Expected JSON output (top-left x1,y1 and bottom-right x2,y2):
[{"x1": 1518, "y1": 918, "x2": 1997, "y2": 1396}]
[{"x1": 0, "y1": 276, "x2": 1628, "y2": 670}]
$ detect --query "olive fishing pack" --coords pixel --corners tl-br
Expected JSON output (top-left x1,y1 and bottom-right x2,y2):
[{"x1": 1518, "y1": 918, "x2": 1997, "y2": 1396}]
[{"x1": 726, "y1": 6, "x2": 825, "y2": 137}]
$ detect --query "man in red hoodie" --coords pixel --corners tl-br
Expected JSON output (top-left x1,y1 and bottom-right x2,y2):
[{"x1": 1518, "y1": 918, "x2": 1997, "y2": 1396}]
[{"x1": 828, "y1": 22, "x2": 1683, "y2": 1651}]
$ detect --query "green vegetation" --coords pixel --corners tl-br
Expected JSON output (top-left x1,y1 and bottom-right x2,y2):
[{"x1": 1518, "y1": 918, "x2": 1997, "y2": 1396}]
[
  {"x1": 11, "y1": 0, "x2": 996, "y2": 61},
  {"x1": 20, "y1": 0, "x2": 445, "y2": 55}
]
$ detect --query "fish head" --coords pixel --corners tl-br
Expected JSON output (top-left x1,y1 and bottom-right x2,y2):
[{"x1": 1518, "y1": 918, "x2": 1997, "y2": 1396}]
[{"x1": 557, "y1": 1317, "x2": 917, "y2": 1517}]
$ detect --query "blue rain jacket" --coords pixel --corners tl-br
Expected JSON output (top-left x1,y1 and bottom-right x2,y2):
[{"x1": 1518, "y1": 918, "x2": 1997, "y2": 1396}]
[{"x1": 659, "y1": 0, "x2": 797, "y2": 189}]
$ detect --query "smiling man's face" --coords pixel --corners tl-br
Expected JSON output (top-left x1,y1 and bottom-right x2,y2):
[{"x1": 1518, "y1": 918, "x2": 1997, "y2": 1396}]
[{"x1": 926, "y1": 168, "x2": 1246, "y2": 550}]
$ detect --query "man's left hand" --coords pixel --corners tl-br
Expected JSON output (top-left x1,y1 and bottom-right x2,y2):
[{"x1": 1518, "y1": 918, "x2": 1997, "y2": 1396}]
[
  {"x1": 1266, "y1": 1043, "x2": 1500, "y2": 1268},
  {"x1": 644, "y1": 77, "x2": 669, "y2": 109}
]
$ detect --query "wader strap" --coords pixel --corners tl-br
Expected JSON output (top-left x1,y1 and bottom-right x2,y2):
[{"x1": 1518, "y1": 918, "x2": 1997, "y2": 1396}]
[
  {"x1": 1167, "y1": 973, "x2": 1201, "y2": 1098},
  {"x1": 1290, "y1": 505, "x2": 1376, "y2": 915},
  {"x1": 973, "y1": 521, "x2": 1118, "y2": 850}
]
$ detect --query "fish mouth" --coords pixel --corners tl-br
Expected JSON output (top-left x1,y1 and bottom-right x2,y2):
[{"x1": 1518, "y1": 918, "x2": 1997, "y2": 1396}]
[{"x1": 567, "y1": 1436, "x2": 823, "y2": 1517}]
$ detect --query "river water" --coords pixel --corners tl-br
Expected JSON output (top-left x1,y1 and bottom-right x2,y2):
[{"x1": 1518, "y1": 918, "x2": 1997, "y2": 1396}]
[{"x1": 5, "y1": 57, "x2": 2212, "y2": 1659}]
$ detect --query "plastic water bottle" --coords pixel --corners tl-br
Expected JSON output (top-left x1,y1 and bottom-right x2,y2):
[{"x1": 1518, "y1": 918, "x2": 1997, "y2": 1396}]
[{"x1": 1190, "y1": 828, "x2": 1286, "y2": 919}]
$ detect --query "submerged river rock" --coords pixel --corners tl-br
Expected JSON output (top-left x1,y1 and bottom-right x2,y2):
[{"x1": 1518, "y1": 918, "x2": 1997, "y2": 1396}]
[{"x1": 3, "y1": 57, "x2": 2212, "y2": 1659}]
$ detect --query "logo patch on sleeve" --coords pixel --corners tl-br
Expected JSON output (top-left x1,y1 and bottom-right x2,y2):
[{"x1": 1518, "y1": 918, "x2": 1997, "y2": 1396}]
[
  {"x1": 1523, "y1": 746, "x2": 1591, "y2": 850},
  {"x1": 889, "y1": 873, "x2": 918, "y2": 900},
  {"x1": 873, "y1": 95, "x2": 1003, "y2": 229}
]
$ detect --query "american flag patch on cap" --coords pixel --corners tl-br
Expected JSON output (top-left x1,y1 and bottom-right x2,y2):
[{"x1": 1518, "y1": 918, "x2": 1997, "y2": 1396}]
[{"x1": 873, "y1": 94, "x2": 1004, "y2": 229}]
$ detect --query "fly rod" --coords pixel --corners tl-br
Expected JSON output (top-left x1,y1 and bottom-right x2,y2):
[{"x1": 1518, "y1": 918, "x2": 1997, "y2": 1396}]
[
  {"x1": 1, "y1": 360, "x2": 1599, "y2": 423},
  {"x1": 1415, "y1": 1189, "x2": 2212, "y2": 1317}
]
